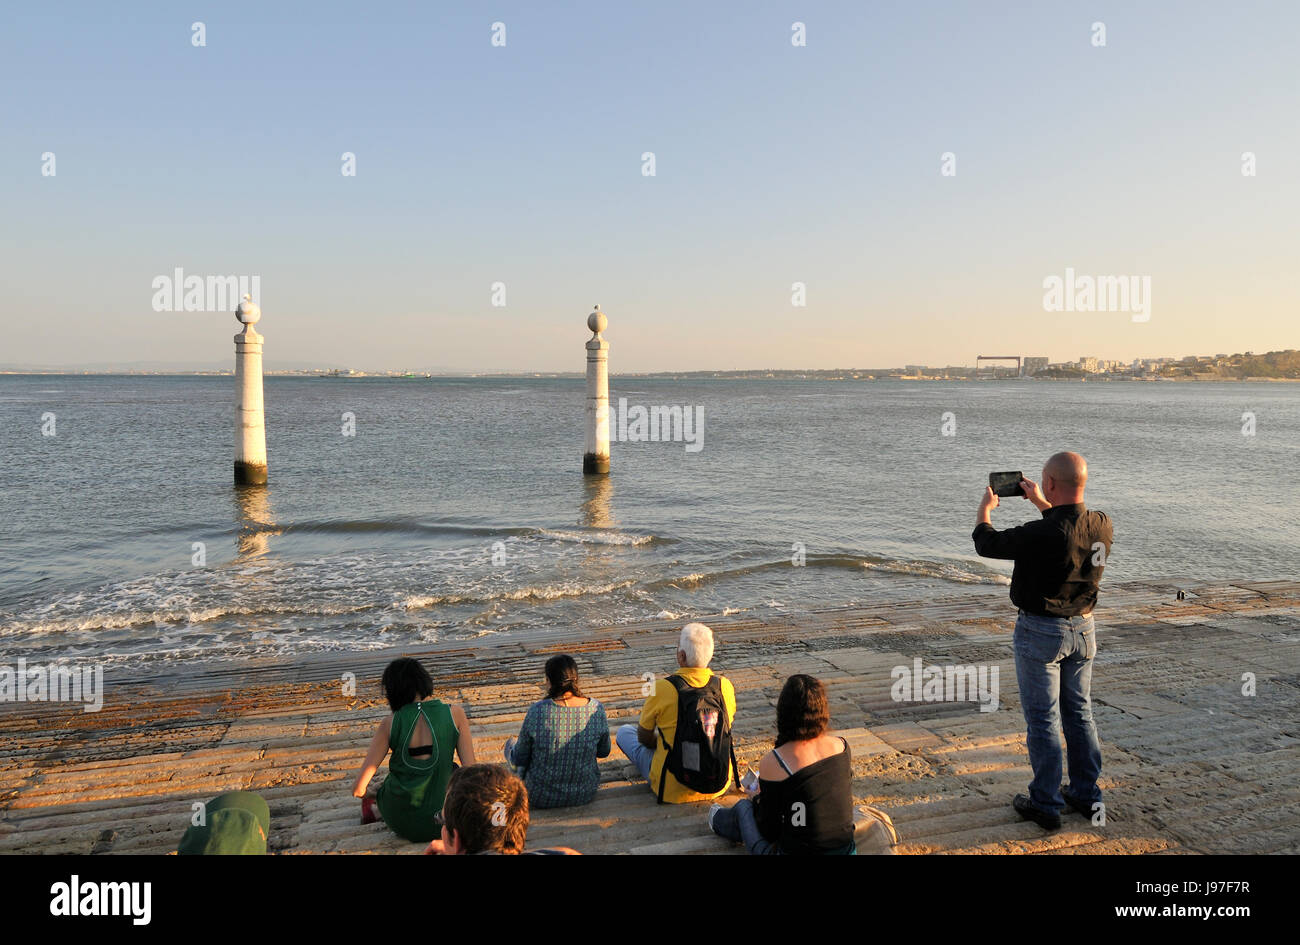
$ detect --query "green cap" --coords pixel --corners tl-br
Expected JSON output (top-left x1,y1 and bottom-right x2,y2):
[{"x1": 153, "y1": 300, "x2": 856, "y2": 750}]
[{"x1": 177, "y1": 791, "x2": 270, "y2": 855}]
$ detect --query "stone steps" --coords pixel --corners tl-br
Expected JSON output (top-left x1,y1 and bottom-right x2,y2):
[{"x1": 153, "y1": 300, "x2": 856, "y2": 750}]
[{"x1": 2, "y1": 578, "x2": 1296, "y2": 855}]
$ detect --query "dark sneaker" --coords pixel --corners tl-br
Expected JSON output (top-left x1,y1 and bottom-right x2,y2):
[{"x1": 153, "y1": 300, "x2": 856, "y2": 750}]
[
  {"x1": 1062, "y1": 788, "x2": 1104, "y2": 820},
  {"x1": 1013, "y1": 793, "x2": 1061, "y2": 830}
]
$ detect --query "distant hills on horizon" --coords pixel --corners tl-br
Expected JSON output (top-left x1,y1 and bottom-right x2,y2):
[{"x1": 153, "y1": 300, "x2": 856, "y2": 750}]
[
  {"x1": 3, "y1": 349, "x2": 1296, "y2": 380},
  {"x1": 0, "y1": 359, "x2": 464, "y2": 375}
]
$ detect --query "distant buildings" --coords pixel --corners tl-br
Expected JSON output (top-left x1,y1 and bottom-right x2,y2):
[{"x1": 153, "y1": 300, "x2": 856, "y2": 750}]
[{"x1": 982, "y1": 351, "x2": 1298, "y2": 380}]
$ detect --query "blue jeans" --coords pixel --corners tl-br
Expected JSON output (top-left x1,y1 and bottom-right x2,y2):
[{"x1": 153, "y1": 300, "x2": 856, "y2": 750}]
[
  {"x1": 710, "y1": 798, "x2": 778, "y2": 855},
  {"x1": 1014, "y1": 611, "x2": 1103, "y2": 815},
  {"x1": 615, "y1": 724, "x2": 654, "y2": 781}
]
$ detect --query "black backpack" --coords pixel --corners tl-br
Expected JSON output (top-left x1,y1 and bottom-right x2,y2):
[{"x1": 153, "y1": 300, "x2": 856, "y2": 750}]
[{"x1": 656, "y1": 674, "x2": 740, "y2": 803}]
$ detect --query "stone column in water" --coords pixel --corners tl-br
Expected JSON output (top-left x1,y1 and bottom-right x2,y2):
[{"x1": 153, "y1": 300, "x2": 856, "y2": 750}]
[
  {"x1": 234, "y1": 293, "x2": 268, "y2": 486},
  {"x1": 583, "y1": 305, "x2": 610, "y2": 475}
]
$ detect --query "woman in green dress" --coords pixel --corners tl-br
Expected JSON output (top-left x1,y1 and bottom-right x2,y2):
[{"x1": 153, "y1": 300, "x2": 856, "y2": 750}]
[{"x1": 352, "y1": 658, "x2": 475, "y2": 842}]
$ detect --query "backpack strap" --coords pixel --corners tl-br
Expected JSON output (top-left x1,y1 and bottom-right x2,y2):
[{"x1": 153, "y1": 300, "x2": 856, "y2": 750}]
[
  {"x1": 720, "y1": 677, "x2": 740, "y2": 790},
  {"x1": 660, "y1": 673, "x2": 690, "y2": 749}
]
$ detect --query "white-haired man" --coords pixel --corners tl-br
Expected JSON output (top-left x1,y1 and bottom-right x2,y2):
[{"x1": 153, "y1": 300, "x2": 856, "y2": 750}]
[{"x1": 616, "y1": 622, "x2": 740, "y2": 803}]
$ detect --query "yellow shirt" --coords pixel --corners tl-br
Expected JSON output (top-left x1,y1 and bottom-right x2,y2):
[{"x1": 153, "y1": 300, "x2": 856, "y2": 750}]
[{"x1": 639, "y1": 667, "x2": 738, "y2": 803}]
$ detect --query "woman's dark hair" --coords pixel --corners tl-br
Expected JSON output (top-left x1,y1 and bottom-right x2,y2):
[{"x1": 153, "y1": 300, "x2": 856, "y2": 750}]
[
  {"x1": 381, "y1": 657, "x2": 434, "y2": 712},
  {"x1": 775, "y1": 674, "x2": 830, "y2": 747},
  {"x1": 544, "y1": 654, "x2": 583, "y2": 700}
]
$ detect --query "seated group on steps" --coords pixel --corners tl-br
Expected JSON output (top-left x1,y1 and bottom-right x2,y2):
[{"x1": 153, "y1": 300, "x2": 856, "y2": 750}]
[{"x1": 181, "y1": 621, "x2": 891, "y2": 855}]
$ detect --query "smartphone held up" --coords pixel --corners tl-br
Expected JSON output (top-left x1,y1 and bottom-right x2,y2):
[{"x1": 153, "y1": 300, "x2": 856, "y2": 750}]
[{"x1": 989, "y1": 471, "x2": 1025, "y2": 498}]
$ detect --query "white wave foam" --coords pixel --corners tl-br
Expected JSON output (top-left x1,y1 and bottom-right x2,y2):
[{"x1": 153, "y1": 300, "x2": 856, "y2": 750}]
[
  {"x1": 397, "y1": 579, "x2": 638, "y2": 611},
  {"x1": 858, "y1": 558, "x2": 1011, "y2": 585},
  {"x1": 537, "y1": 528, "x2": 655, "y2": 546}
]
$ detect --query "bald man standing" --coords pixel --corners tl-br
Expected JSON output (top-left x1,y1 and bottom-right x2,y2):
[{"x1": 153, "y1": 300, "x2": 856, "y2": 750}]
[{"x1": 972, "y1": 451, "x2": 1113, "y2": 831}]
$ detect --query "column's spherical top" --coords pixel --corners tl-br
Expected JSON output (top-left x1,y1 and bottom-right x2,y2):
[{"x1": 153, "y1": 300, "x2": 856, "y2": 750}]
[
  {"x1": 236, "y1": 293, "x2": 262, "y2": 325},
  {"x1": 587, "y1": 305, "x2": 607, "y2": 334}
]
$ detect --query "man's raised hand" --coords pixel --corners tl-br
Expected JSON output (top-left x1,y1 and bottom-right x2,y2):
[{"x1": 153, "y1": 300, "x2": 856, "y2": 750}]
[{"x1": 1020, "y1": 478, "x2": 1051, "y2": 511}]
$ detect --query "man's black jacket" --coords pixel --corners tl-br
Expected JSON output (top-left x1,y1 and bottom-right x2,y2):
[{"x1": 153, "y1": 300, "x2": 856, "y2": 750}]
[{"x1": 972, "y1": 503, "x2": 1113, "y2": 617}]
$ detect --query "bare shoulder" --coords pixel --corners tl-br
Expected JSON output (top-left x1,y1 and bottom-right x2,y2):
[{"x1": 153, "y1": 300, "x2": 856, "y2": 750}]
[
  {"x1": 450, "y1": 703, "x2": 470, "y2": 725},
  {"x1": 758, "y1": 749, "x2": 786, "y2": 782}
]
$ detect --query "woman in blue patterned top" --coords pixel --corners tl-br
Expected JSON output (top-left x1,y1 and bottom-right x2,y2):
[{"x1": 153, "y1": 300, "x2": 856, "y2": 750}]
[{"x1": 503, "y1": 655, "x2": 612, "y2": 808}]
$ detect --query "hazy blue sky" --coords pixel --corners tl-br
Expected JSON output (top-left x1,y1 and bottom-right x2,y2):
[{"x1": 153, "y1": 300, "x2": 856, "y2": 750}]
[{"x1": 3, "y1": 1, "x2": 1297, "y2": 372}]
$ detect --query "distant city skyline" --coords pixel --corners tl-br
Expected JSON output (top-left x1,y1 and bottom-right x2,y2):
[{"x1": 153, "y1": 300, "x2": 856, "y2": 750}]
[{"x1": 3, "y1": 2, "x2": 1297, "y2": 371}]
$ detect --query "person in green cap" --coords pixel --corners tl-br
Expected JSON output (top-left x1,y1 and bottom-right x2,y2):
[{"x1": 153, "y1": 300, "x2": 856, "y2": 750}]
[
  {"x1": 353, "y1": 657, "x2": 475, "y2": 843},
  {"x1": 177, "y1": 791, "x2": 270, "y2": 855}
]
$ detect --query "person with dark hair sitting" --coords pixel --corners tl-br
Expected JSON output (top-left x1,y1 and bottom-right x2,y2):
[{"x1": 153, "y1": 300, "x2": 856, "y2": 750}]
[
  {"x1": 708, "y1": 674, "x2": 856, "y2": 855},
  {"x1": 503, "y1": 654, "x2": 611, "y2": 808},
  {"x1": 352, "y1": 657, "x2": 475, "y2": 842},
  {"x1": 425, "y1": 764, "x2": 579, "y2": 855}
]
